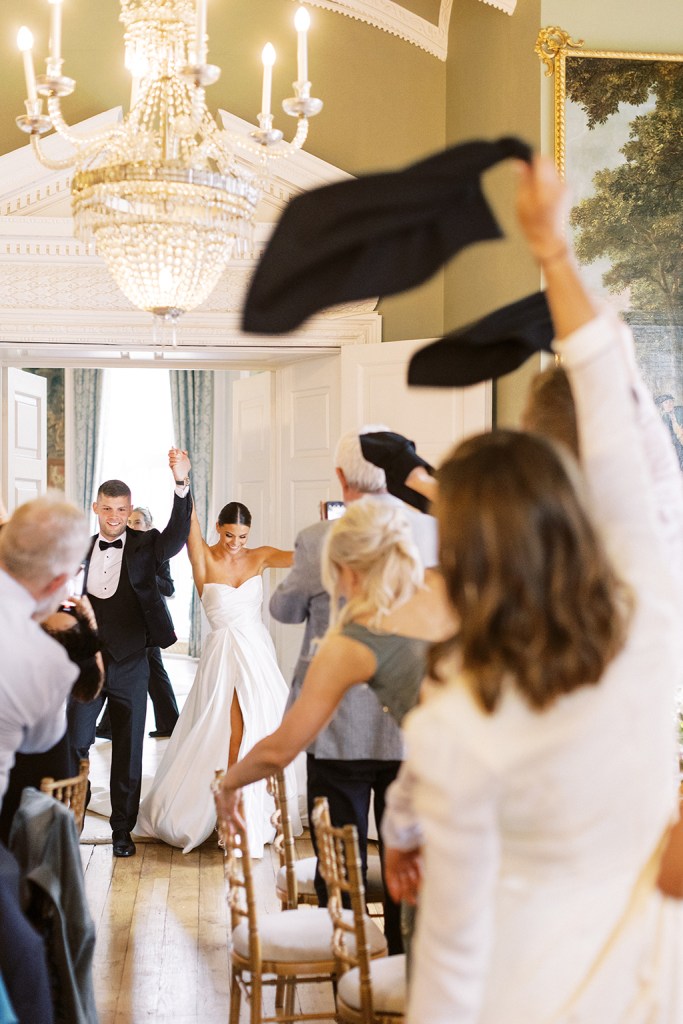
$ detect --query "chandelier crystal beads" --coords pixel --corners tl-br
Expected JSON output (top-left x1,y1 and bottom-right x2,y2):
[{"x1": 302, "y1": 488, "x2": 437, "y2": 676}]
[{"x1": 16, "y1": 0, "x2": 322, "y2": 320}]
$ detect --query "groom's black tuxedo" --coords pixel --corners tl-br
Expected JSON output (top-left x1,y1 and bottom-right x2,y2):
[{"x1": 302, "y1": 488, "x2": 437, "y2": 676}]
[
  {"x1": 84, "y1": 499, "x2": 188, "y2": 657},
  {"x1": 68, "y1": 491, "x2": 192, "y2": 833}
]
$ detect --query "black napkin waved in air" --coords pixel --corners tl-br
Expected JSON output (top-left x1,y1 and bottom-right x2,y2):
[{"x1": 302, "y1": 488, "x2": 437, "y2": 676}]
[
  {"x1": 408, "y1": 291, "x2": 554, "y2": 388},
  {"x1": 360, "y1": 432, "x2": 434, "y2": 513},
  {"x1": 242, "y1": 137, "x2": 533, "y2": 335}
]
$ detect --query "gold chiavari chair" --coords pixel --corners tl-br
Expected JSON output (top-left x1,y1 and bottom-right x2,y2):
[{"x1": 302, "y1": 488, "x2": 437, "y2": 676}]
[
  {"x1": 312, "y1": 798, "x2": 406, "y2": 1024},
  {"x1": 39, "y1": 758, "x2": 90, "y2": 836},
  {"x1": 214, "y1": 770, "x2": 387, "y2": 1024},
  {"x1": 269, "y1": 770, "x2": 385, "y2": 914}
]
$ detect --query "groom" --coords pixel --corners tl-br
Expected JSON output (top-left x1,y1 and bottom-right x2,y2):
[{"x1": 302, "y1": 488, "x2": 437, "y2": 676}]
[{"x1": 68, "y1": 450, "x2": 192, "y2": 856}]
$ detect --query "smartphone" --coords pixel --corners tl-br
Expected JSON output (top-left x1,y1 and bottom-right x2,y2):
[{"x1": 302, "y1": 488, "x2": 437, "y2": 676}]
[{"x1": 321, "y1": 500, "x2": 345, "y2": 521}]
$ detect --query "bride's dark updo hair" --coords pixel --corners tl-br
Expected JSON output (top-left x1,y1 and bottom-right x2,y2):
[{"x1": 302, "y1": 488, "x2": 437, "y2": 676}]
[{"x1": 217, "y1": 501, "x2": 252, "y2": 527}]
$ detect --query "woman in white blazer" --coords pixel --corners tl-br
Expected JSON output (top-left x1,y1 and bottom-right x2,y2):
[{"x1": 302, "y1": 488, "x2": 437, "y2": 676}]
[{"x1": 383, "y1": 156, "x2": 683, "y2": 1023}]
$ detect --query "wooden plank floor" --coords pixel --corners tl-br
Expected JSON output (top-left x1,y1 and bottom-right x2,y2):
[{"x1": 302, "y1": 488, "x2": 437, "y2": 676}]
[
  {"x1": 78, "y1": 656, "x2": 348, "y2": 1023},
  {"x1": 79, "y1": 832, "x2": 340, "y2": 1024}
]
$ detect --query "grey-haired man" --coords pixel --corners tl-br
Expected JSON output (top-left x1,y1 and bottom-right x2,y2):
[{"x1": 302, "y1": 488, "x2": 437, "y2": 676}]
[{"x1": 270, "y1": 425, "x2": 437, "y2": 954}]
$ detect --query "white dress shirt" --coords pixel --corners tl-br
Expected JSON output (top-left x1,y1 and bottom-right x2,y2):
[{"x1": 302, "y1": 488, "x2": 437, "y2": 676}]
[
  {"x1": 0, "y1": 568, "x2": 79, "y2": 801},
  {"x1": 87, "y1": 532, "x2": 127, "y2": 599}
]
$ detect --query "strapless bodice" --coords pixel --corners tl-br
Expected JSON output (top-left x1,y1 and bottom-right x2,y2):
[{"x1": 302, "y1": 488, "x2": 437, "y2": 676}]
[{"x1": 201, "y1": 578, "x2": 264, "y2": 631}]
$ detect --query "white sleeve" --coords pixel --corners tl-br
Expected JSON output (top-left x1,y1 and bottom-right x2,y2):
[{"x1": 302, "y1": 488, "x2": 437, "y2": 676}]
[
  {"x1": 15, "y1": 633, "x2": 77, "y2": 754},
  {"x1": 404, "y1": 704, "x2": 500, "y2": 1024},
  {"x1": 556, "y1": 311, "x2": 682, "y2": 592},
  {"x1": 381, "y1": 763, "x2": 424, "y2": 851},
  {"x1": 18, "y1": 706, "x2": 68, "y2": 756},
  {"x1": 612, "y1": 317, "x2": 683, "y2": 580}
]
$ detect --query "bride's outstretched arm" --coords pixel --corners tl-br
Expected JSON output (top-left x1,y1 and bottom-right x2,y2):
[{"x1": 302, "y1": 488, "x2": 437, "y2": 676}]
[{"x1": 259, "y1": 546, "x2": 294, "y2": 570}]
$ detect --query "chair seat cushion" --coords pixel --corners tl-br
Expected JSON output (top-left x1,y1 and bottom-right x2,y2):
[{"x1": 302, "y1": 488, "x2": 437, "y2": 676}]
[
  {"x1": 276, "y1": 855, "x2": 385, "y2": 902},
  {"x1": 337, "y1": 954, "x2": 407, "y2": 1015},
  {"x1": 232, "y1": 908, "x2": 388, "y2": 964}
]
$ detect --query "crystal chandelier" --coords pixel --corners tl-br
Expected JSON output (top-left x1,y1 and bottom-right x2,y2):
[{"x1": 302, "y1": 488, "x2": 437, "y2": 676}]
[{"x1": 15, "y1": 0, "x2": 323, "y2": 320}]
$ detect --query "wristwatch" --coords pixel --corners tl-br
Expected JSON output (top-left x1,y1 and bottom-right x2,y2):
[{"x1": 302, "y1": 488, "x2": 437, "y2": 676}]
[{"x1": 174, "y1": 475, "x2": 190, "y2": 486}]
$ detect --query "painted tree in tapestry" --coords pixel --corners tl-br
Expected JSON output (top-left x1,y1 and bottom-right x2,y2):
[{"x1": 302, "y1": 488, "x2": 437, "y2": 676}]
[{"x1": 565, "y1": 56, "x2": 683, "y2": 467}]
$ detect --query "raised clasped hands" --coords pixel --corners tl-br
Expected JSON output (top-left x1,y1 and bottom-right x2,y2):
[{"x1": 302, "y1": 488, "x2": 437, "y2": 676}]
[{"x1": 169, "y1": 447, "x2": 191, "y2": 481}]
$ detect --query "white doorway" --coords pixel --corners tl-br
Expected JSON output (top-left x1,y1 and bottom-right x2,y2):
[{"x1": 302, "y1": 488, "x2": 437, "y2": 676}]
[{"x1": 97, "y1": 367, "x2": 193, "y2": 644}]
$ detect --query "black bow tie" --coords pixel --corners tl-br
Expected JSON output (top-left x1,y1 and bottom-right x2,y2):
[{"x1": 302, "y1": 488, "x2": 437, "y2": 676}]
[{"x1": 99, "y1": 539, "x2": 123, "y2": 551}]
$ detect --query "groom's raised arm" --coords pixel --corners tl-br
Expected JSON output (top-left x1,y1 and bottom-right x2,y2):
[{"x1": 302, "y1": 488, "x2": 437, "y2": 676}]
[{"x1": 154, "y1": 449, "x2": 193, "y2": 565}]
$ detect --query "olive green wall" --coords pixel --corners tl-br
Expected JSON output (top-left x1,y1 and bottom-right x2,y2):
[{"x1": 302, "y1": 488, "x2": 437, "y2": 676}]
[
  {"x1": 0, "y1": 1, "x2": 446, "y2": 174},
  {"x1": 443, "y1": 0, "x2": 543, "y2": 427},
  {"x1": 541, "y1": 0, "x2": 683, "y2": 52},
  {"x1": 443, "y1": 0, "x2": 683, "y2": 426}
]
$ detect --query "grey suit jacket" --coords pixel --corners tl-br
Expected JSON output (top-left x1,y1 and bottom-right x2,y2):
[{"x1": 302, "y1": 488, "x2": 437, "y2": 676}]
[{"x1": 269, "y1": 494, "x2": 438, "y2": 760}]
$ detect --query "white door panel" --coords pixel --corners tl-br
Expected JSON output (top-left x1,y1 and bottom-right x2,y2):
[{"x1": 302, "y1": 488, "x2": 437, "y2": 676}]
[
  {"x1": 232, "y1": 372, "x2": 273, "y2": 550},
  {"x1": 2, "y1": 367, "x2": 47, "y2": 510},
  {"x1": 275, "y1": 355, "x2": 340, "y2": 687},
  {"x1": 341, "y1": 338, "x2": 492, "y2": 467}
]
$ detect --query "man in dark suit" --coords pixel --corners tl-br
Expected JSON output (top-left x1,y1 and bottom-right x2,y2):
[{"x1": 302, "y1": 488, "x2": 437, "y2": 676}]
[
  {"x1": 146, "y1": 557, "x2": 180, "y2": 737},
  {"x1": 96, "y1": 510, "x2": 180, "y2": 740},
  {"x1": 67, "y1": 451, "x2": 192, "y2": 856}
]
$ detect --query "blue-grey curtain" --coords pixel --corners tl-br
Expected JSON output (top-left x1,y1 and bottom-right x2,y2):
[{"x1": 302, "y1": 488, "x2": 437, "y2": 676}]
[
  {"x1": 170, "y1": 370, "x2": 214, "y2": 656},
  {"x1": 72, "y1": 368, "x2": 103, "y2": 518}
]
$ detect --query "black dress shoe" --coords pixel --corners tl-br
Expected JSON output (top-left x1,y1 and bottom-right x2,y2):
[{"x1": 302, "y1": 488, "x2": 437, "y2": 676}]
[
  {"x1": 112, "y1": 830, "x2": 136, "y2": 857},
  {"x1": 148, "y1": 729, "x2": 172, "y2": 738}
]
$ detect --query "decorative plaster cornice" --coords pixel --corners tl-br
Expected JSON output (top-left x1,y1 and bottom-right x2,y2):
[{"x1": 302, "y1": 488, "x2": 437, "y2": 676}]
[
  {"x1": 480, "y1": 0, "x2": 516, "y2": 13},
  {"x1": 296, "y1": 0, "x2": 454, "y2": 61},
  {"x1": 0, "y1": 308, "x2": 381, "y2": 361}
]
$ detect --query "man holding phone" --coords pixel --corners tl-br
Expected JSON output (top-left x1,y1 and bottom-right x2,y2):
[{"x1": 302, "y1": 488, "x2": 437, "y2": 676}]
[{"x1": 270, "y1": 425, "x2": 437, "y2": 954}]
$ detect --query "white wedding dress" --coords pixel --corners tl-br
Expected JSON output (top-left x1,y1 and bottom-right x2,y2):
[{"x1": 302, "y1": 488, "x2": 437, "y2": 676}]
[{"x1": 135, "y1": 578, "x2": 299, "y2": 856}]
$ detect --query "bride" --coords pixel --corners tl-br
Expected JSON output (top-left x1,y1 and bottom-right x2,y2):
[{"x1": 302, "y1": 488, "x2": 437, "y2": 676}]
[{"x1": 136, "y1": 452, "x2": 296, "y2": 856}]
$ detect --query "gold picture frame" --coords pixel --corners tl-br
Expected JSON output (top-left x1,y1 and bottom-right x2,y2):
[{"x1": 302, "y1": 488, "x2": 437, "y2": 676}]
[
  {"x1": 536, "y1": 27, "x2": 683, "y2": 176},
  {"x1": 536, "y1": 27, "x2": 683, "y2": 462}
]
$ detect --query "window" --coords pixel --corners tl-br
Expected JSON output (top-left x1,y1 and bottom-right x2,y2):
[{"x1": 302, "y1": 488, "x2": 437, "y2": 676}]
[{"x1": 97, "y1": 368, "x2": 192, "y2": 643}]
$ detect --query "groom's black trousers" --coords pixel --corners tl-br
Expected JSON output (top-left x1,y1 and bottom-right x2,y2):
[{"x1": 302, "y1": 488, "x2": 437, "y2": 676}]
[{"x1": 68, "y1": 649, "x2": 149, "y2": 832}]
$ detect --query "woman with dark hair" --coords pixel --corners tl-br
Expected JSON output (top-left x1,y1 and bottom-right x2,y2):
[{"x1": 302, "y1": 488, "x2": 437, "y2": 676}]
[
  {"x1": 136, "y1": 484, "x2": 294, "y2": 855},
  {"x1": 375, "y1": 157, "x2": 683, "y2": 1022}
]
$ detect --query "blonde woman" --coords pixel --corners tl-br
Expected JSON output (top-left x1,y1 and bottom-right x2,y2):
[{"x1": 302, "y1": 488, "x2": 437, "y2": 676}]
[{"x1": 213, "y1": 496, "x2": 454, "y2": 856}]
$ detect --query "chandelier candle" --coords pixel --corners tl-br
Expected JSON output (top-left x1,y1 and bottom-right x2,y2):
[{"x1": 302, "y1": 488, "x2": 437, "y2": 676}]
[
  {"x1": 194, "y1": 0, "x2": 207, "y2": 65},
  {"x1": 17, "y1": 28, "x2": 38, "y2": 104},
  {"x1": 295, "y1": 6, "x2": 309, "y2": 85},
  {"x1": 261, "y1": 43, "x2": 276, "y2": 120},
  {"x1": 48, "y1": 0, "x2": 63, "y2": 66},
  {"x1": 14, "y1": 0, "x2": 323, "y2": 321}
]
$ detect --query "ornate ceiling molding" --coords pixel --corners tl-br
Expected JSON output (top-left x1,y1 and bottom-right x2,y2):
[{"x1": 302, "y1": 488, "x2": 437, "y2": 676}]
[
  {"x1": 480, "y1": 0, "x2": 516, "y2": 13},
  {"x1": 293, "y1": 1, "x2": 515, "y2": 61},
  {"x1": 0, "y1": 110, "x2": 379, "y2": 363},
  {"x1": 298, "y1": 0, "x2": 454, "y2": 61}
]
